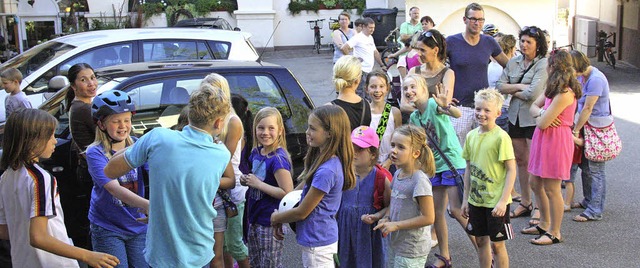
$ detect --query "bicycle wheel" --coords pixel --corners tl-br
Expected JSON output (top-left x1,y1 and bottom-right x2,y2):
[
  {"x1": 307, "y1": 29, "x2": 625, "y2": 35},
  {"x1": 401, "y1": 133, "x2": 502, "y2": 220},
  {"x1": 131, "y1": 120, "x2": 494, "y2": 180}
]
[
  {"x1": 608, "y1": 52, "x2": 616, "y2": 69},
  {"x1": 315, "y1": 34, "x2": 321, "y2": 54},
  {"x1": 603, "y1": 51, "x2": 612, "y2": 67}
]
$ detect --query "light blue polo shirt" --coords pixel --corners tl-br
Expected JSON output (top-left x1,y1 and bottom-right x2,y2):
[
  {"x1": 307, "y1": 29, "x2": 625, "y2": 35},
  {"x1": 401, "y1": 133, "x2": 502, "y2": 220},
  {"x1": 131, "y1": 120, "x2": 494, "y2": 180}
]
[{"x1": 125, "y1": 126, "x2": 230, "y2": 267}]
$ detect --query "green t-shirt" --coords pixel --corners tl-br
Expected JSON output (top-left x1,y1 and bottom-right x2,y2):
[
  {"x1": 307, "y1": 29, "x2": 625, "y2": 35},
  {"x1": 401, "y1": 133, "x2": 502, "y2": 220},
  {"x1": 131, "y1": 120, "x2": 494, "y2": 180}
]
[
  {"x1": 462, "y1": 126, "x2": 515, "y2": 208},
  {"x1": 409, "y1": 98, "x2": 466, "y2": 173},
  {"x1": 399, "y1": 21, "x2": 422, "y2": 38}
]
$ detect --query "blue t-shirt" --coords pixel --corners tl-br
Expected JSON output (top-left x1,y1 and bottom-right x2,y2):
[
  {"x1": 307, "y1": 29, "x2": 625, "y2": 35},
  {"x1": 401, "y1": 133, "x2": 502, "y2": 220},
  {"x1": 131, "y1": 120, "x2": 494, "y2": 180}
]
[
  {"x1": 87, "y1": 142, "x2": 147, "y2": 236},
  {"x1": 296, "y1": 156, "x2": 344, "y2": 247},
  {"x1": 246, "y1": 147, "x2": 292, "y2": 227},
  {"x1": 578, "y1": 67, "x2": 611, "y2": 117},
  {"x1": 446, "y1": 33, "x2": 502, "y2": 106},
  {"x1": 124, "y1": 126, "x2": 230, "y2": 267}
]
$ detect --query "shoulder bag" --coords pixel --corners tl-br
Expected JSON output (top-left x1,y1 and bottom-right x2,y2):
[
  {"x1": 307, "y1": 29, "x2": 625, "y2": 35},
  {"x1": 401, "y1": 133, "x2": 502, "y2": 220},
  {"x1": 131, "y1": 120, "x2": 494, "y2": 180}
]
[{"x1": 583, "y1": 102, "x2": 622, "y2": 162}]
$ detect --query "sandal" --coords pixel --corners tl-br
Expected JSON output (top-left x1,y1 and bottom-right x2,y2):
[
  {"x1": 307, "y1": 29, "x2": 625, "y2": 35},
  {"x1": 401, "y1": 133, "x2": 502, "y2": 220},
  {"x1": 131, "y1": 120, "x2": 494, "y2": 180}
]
[
  {"x1": 521, "y1": 225, "x2": 546, "y2": 235},
  {"x1": 426, "y1": 253, "x2": 452, "y2": 268},
  {"x1": 573, "y1": 212, "x2": 598, "y2": 222},
  {"x1": 512, "y1": 195, "x2": 522, "y2": 202},
  {"x1": 571, "y1": 202, "x2": 586, "y2": 209},
  {"x1": 509, "y1": 202, "x2": 533, "y2": 218},
  {"x1": 530, "y1": 232, "x2": 562, "y2": 245},
  {"x1": 528, "y1": 208, "x2": 540, "y2": 226}
]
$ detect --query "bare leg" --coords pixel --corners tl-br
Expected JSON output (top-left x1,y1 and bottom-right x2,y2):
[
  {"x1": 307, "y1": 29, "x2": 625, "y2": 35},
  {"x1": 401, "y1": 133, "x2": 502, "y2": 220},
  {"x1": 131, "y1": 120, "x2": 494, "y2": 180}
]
[
  {"x1": 492, "y1": 241, "x2": 509, "y2": 268},
  {"x1": 511, "y1": 138, "x2": 532, "y2": 211},
  {"x1": 210, "y1": 232, "x2": 225, "y2": 268},
  {"x1": 447, "y1": 186, "x2": 478, "y2": 250},
  {"x1": 476, "y1": 236, "x2": 492, "y2": 268},
  {"x1": 564, "y1": 182, "x2": 574, "y2": 210},
  {"x1": 432, "y1": 187, "x2": 451, "y2": 266},
  {"x1": 543, "y1": 179, "x2": 564, "y2": 239},
  {"x1": 224, "y1": 253, "x2": 249, "y2": 268},
  {"x1": 526, "y1": 175, "x2": 550, "y2": 231}
]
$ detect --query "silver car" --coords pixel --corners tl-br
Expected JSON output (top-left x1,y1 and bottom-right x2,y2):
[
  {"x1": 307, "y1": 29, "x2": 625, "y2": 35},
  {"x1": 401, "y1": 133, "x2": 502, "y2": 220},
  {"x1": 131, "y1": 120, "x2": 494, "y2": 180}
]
[{"x1": 0, "y1": 28, "x2": 258, "y2": 122}]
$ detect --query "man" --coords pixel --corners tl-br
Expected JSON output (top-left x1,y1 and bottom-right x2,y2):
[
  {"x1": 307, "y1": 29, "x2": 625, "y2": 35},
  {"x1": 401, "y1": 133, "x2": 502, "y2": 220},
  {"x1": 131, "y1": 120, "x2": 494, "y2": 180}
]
[
  {"x1": 446, "y1": 2, "x2": 509, "y2": 145},
  {"x1": 341, "y1": 17, "x2": 386, "y2": 97},
  {"x1": 104, "y1": 84, "x2": 232, "y2": 267},
  {"x1": 400, "y1": 7, "x2": 422, "y2": 41}
]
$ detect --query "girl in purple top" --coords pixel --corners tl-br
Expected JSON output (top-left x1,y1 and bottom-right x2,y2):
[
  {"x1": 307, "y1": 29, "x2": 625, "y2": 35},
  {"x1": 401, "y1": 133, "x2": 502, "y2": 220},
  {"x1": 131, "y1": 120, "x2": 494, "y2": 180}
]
[
  {"x1": 271, "y1": 105, "x2": 356, "y2": 267},
  {"x1": 241, "y1": 107, "x2": 293, "y2": 268}
]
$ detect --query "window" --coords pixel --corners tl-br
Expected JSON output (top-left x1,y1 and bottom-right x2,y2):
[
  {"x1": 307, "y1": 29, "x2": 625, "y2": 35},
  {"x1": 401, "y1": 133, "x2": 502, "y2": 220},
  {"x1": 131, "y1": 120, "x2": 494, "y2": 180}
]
[
  {"x1": 225, "y1": 73, "x2": 290, "y2": 118},
  {"x1": 142, "y1": 40, "x2": 215, "y2": 61}
]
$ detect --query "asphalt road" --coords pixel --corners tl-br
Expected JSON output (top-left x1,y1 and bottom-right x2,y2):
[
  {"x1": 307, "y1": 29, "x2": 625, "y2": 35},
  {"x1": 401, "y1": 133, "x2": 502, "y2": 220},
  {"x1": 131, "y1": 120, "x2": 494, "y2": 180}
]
[{"x1": 261, "y1": 47, "x2": 640, "y2": 267}]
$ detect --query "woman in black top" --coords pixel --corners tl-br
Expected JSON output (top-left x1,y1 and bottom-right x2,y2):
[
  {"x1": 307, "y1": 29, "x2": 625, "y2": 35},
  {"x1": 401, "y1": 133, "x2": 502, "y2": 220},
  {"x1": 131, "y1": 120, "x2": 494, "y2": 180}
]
[{"x1": 329, "y1": 55, "x2": 371, "y2": 131}]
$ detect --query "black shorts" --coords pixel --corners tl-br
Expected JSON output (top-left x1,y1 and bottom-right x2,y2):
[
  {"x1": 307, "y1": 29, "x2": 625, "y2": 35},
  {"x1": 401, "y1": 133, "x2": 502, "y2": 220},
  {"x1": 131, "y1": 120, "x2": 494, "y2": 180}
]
[
  {"x1": 508, "y1": 118, "x2": 535, "y2": 139},
  {"x1": 465, "y1": 204, "x2": 513, "y2": 242}
]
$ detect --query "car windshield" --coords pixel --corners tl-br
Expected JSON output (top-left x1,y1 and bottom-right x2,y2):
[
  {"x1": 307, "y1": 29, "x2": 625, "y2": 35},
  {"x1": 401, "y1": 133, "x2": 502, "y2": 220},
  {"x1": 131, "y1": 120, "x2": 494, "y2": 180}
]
[{"x1": 1, "y1": 41, "x2": 76, "y2": 77}]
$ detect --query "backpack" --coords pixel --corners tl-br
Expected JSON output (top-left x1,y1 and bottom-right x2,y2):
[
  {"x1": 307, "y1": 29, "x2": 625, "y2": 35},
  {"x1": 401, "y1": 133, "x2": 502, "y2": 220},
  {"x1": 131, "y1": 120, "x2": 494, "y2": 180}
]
[{"x1": 373, "y1": 164, "x2": 393, "y2": 210}]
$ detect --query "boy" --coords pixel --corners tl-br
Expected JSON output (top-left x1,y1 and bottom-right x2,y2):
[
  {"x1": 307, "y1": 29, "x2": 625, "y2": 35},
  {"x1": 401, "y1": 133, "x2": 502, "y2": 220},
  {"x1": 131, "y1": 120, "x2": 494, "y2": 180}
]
[
  {"x1": 1, "y1": 68, "x2": 32, "y2": 117},
  {"x1": 354, "y1": 18, "x2": 365, "y2": 33},
  {"x1": 461, "y1": 88, "x2": 516, "y2": 268},
  {"x1": 104, "y1": 84, "x2": 232, "y2": 267}
]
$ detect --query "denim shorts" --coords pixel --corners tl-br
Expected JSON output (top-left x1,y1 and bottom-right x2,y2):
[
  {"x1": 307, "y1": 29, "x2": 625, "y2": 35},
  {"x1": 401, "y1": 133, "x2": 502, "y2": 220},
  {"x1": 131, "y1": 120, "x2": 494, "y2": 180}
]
[{"x1": 431, "y1": 169, "x2": 465, "y2": 187}]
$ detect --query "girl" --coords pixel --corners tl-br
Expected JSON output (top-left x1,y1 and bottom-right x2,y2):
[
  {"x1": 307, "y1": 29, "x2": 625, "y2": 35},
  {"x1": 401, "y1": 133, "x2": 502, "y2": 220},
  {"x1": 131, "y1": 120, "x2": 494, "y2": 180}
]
[
  {"x1": 339, "y1": 126, "x2": 391, "y2": 268},
  {"x1": 87, "y1": 90, "x2": 149, "y2": 267},
  {"x1": 241, "y1": 107, "x2": 293, "y2": 268},
  {"x1": 403, "y1": 74, "x2": 468, "y2": 268},
  {"x1": 0, "y1": 108, "x2": 119, "y2": 268},
  {"x1": 366, "y1": 70, "x2": 402, "y2": 171},
  {"x1": 374, "y1": 124, "x2": 435, "y2": 268},
  {"x1": 200, "y1": 73, "x2": 246, "y2": 268},
  {"x1": 330, "y1": 55, "x2": 372, "y2": 131},
  {"x1": 524, "y1": 49, "x2": 581, "y2": 245},
  {"x1": 271, "y1": 105, "x2": 355, "y2": 267}
]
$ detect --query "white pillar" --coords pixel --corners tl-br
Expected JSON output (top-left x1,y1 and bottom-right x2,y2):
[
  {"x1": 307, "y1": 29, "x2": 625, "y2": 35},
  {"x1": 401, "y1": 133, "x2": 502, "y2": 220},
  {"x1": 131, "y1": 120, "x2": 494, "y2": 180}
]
[{"x1": 234, "y1": 0, "x2": 276, "y2": 50}]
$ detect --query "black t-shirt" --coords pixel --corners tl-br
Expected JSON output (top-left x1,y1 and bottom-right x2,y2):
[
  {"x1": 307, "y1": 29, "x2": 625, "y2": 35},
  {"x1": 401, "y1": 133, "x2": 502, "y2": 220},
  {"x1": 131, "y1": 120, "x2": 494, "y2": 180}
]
[
  {"x1": 69, "y1": 100, "x2": 96, "y2": 151},
  {"x1": 331, "y1": 98, "x2": 372, "y2": 131}
]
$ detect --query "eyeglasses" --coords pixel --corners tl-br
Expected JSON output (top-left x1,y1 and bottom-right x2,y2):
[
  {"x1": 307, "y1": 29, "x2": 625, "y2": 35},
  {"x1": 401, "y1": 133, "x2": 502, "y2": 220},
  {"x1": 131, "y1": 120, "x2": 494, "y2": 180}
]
[
  {"x1": 421, "y1": 31, "x2": 438, "y2": 45},
  {"x1": 521, "y1": 26, "x2": 542, "y2": 38},
  {"x1": 466, "y1": 16, "x2": 486, "y2": 23}
]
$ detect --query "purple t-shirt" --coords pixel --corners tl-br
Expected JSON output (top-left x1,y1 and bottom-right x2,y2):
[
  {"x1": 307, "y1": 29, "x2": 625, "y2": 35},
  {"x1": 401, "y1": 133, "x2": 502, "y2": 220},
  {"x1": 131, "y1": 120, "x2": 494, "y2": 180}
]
[
  {"x1": 246, "y1": 147, "x2": 292, "y2": 227},
  {"x1": 296, "y1": 156, "x2": 344, "y2": 247},
  {"x1": 446, "y1": 33, "x2": 502, "y2": 106},
  {"x1": 578, "y1": 67, "x2": 610, "y2": 117}
]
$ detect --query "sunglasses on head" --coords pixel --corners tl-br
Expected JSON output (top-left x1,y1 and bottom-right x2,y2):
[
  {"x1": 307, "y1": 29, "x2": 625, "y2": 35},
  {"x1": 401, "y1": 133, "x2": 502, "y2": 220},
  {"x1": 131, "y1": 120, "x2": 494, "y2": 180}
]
[
  {"x1": 421, "y1": 31, "x2": 438, "y2": 45},
  {"x1": 522, "y1": 26, "x2": 542, "y2": 37}
]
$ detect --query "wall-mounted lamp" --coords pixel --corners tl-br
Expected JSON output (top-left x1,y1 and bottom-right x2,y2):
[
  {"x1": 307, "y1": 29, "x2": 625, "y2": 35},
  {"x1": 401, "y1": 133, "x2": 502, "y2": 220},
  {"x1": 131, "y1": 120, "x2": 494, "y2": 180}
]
[{"x1": 28, "y1": 0, "x2": 35, "y2": 7}]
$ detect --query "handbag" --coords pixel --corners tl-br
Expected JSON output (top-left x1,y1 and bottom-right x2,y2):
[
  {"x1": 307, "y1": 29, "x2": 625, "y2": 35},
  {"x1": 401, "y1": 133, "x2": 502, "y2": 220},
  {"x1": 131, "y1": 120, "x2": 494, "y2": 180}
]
[
  {"x1": 583, "y1": 121, "x2": 621, "y2": 162},
  {"x1": 218, "y1": 189, "x2": 239, "y2": 218}
]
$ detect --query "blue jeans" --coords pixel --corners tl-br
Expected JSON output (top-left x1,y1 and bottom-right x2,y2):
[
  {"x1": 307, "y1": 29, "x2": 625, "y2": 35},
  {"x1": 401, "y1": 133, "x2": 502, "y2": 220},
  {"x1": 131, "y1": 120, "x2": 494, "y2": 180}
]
[
  {"x1": 570, "y1": 155, "x2": 607, "y2": 219},
  {"x1": 91, "y1": 224, "x2": 149, "y2": 267}
]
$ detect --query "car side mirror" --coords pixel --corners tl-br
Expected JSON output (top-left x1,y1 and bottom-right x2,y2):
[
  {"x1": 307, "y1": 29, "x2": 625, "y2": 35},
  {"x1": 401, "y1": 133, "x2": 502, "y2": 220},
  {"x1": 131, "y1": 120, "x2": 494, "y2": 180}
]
[
  {"x1": 234, "y1": 27, "x2": 241, "y2": 31},
  {"x1": 49, "y1": 76, "x2": 70, "y2": 91}
]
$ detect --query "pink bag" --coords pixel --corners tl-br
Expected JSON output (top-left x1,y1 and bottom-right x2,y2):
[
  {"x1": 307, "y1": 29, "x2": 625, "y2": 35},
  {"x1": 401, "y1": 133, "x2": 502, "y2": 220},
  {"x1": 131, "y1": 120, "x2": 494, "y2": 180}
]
[{"x1": 583, "y1": 122, "x2": 622, "y2": 162}]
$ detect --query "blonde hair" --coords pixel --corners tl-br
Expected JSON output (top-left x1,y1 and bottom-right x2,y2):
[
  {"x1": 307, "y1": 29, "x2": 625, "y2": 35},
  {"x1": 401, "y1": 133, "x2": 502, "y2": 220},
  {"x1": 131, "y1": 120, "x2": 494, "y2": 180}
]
[
  {"x1": 333, "y1": 55, "x2": 362, "y2": 94},
  {"x1": 1, "y1": 109, "x2": 57, "y2": 170},
  {"x1": 403, "y1": 74, "x2": 429, "y2": 100},
  {"x1": 299, "y1": 105, "x2": 355, "y2": 191},
  {"x1": 89, "y1": 114, "x2": 134, "y2": 158},
  {"x1": 474, "y1": 88, "x2": 505, "y2": 111},
  {"x1": 200, "y1": 73, "x2": 237, "y2": 141},
  {"x1": 188, "y1": 83, "x2": 230, "y2": 128},
  {"x1": 252, "y1": 107, "x2": 290, "y2": 160},
  {"x1": 0, "y1": 68, "x2": 23, "y2": 83},
  {"x1": 392, "y1": 125, "x2": 435, "y2": 177}
]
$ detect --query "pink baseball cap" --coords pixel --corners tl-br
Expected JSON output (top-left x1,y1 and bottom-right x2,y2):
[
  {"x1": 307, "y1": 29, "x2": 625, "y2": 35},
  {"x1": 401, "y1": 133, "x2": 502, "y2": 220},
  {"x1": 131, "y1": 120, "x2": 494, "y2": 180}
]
[{"x1": 351, "y1": 126, "x2": 380, "y2": 149}]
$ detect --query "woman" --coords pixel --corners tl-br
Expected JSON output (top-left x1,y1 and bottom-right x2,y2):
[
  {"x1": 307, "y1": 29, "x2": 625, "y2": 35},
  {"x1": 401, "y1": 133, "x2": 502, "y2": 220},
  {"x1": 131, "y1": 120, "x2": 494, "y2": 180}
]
[
  {"x1": 65, "y1": 62, "x2": 99, "y2": 250},
  {"x1": 524, "y1": 49, "x2": 581, "y2": 245},
  {"x1": 87, "y1": 90, "x2": 149, "y2": 267},
  {"x1": 329, "y1": 55, "x2": 371, "y2": 131},
  {"x1": 332, "y1": 12, "x2": 357, "y2": 64},
  {"x1": 496, "y1": 26, "x2": 548, "y2": 224},
  {"x1": 567, "y1": 50, "x2": 611, "y2": 222}
]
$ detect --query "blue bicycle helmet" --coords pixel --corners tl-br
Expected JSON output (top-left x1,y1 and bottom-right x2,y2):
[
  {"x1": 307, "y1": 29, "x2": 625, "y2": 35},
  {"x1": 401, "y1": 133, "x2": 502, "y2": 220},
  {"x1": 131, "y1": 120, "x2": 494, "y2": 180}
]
[{"x1": 91, "y1": 90, "x2": 136, "y2": 122}]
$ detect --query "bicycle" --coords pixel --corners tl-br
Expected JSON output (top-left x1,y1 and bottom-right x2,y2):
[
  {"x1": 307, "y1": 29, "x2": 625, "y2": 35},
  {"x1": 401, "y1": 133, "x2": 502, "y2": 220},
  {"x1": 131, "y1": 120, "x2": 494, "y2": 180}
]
[
  {"x1": 380, "y1": 27, "x2": 401, "y2": 67},
  {"x1": 328, "y1": 17, "x2": 340, "y2": 52},
  {"x1": 307, "y1": 19, "x2": 325, "y2": 54},
  {"x1": 598, "y1": 31, "x2": 616, "y2": 69}
]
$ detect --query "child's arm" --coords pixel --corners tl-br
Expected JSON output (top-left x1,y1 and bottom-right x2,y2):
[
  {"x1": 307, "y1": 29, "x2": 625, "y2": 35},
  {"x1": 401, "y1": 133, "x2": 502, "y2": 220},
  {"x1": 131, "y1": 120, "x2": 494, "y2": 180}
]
[
  {"x1": 573, "y1": 135, "x2": 584, "y2": 146},
  {"x1": 242, "y1": 168, "x2": 293, "y2": 199},
  {"x1": 531, "y1": 92, "x2": 573, "y2": 129},
  {"x1": 392, "y1": 107, "x2": 402, "y2": 129},
  {"x1": 362, "y1": 179, "x2": 392, "y2": 225},
  {"x1": 433, "y1": 82, "x2": 461, "y2": 118},
  {"x1": 461, "y1": 161, "x2": 471, "y2": 218},
  {"x1": 219, "y1": 162, "x2": 236, "y2": 190},
  {"x1": 271, "y1": 186, "x2": 325, "y2": 224},
  {"x1": 103, "y1": 181, "x2": 149, "y2": 211},
  {"x1": 0, "y1": 224, "x2": 8, "y2": 240},
  {"x1": 373, "y1": 195, "x2": 434, "y2": 236},
  {"x1": 220, "y1": 117, "x2": 244, "y2": 190},
  {"x1": 492, "y1": 159, "x2": 517, "y2": 217},
  {"x1": 104, "y1": 148, "x2": 134, "y2": 179},
  {"x1": 30, "y1": 216, "x2": 120, "y2": 268}
]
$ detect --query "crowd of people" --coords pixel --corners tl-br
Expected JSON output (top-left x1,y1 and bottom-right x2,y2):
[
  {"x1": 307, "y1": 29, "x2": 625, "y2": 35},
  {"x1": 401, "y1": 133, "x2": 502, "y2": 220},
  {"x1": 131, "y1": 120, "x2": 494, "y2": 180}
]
[{"x1": 0, "y1": 2, "x2": 615, "y2": 268}]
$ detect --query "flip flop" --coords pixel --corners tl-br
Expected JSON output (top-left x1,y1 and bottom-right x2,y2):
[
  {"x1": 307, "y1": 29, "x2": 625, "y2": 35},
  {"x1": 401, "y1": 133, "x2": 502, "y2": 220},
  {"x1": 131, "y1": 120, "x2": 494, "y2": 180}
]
[
  {"x1": 530, "y1": 232, "x2": 562, "y2": 245},
  {"x1": 521, "y1": 225, "x2": 546, "y2": 235},
  {"x1": 509, "y1": 202, "x2": 533, "y2": 218},
  {"x1": 573, "y1": 212, "x2": 598, "y2": 222}
]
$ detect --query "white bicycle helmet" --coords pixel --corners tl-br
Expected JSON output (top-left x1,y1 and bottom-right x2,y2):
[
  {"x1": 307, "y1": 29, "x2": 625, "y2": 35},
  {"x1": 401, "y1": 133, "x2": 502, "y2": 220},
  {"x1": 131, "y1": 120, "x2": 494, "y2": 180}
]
[{"x1": 279, "y1": 190, "x2": 303, "y2": 233}]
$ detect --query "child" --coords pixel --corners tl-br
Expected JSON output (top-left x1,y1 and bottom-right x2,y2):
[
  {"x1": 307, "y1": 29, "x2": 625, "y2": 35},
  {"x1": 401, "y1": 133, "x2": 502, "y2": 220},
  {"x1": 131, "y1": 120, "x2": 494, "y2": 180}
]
[
  {"x1": 1, "y1": 67, "x2": 32, "y2": 117},
  {"x1": 366, "y1": 71, "x2": 402, "y2": 171},
  {"x1": 524, "y1": 50, "x2": 581, "y2": 245},
  {"x1": 271, "y1": 105, "x2": 355, "y2": 268},
  {"x1": 374, "y1": 124, "x2": 435, "y2": 268},
  {"x1": 104, "y1": 84, "x2": 232, "y2": 267},
  {"x1": 460, "y1": 88, "x2": 517, "y2": 268},
  {"x1": 339, "y1": 126, "x2": 392, "y2": 268},
  {"x1": 404, "y1": 74, "x2": 468, "y2": 267},
  {"x1": 564, "y1": 134, "x2": 584, "y2": 211},
  {"x1": 241, "y1": 107, "x2": 293, "y2": 268},
  {"x1": 0, "y1": 108, "x2": 119, "y2": 268},
  {"x1": 87, "y1": 90, "x2": 149, "y2": 267}
]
